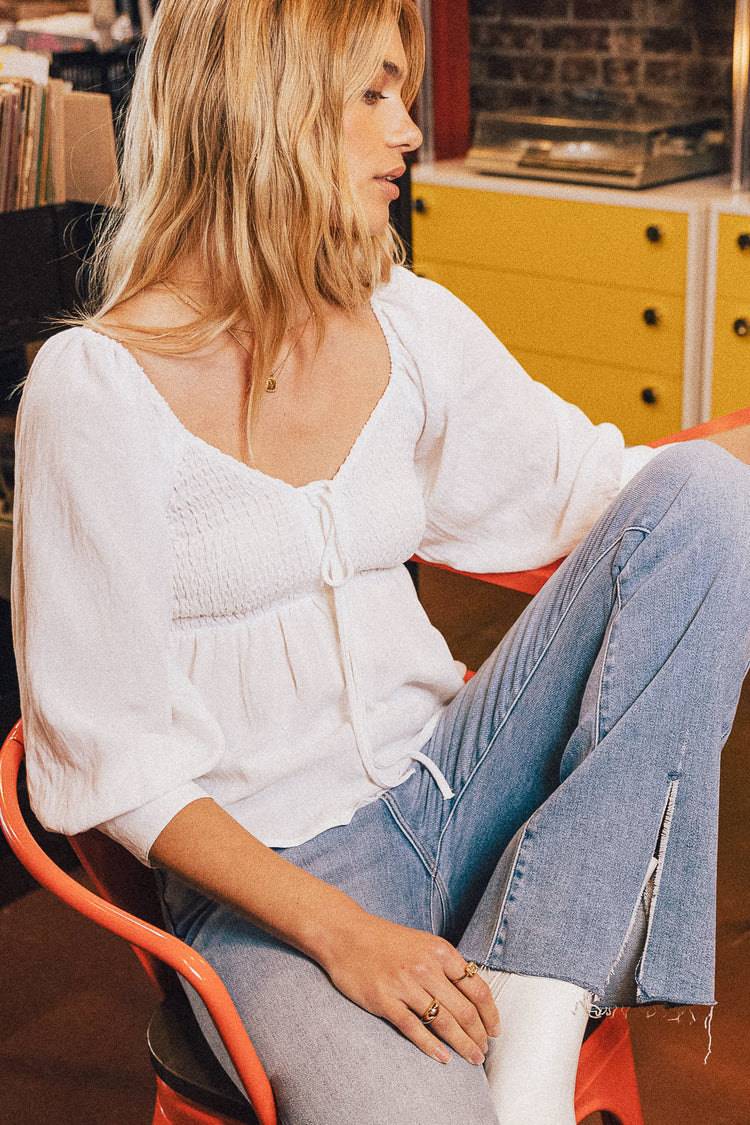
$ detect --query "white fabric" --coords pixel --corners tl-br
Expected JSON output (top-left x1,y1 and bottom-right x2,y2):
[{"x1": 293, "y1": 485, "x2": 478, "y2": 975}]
[{"x1": 12, "y1": 267, "x2": 659, "y2": 864}]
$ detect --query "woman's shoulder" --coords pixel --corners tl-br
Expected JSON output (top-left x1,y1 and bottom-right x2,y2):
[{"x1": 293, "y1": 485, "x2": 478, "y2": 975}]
[
  {"x1": 30, "y1": 323, "x2": 116, "y2": 366},
  {"x1": 373, "y1": 265, "x2": 509, "y2": 393},
  {"x1": 377, "y1": 264, "x2": 467, "y2": 316},
  {"x1": 374, "y1": 266, "x2": 492, "y2": 352},
  {"x1": 27, "y1": 324, "x2": 134, "y2": 385},
  {"x1": 17, "y1": 326, "x2": 183, "y2": 503},
  {"x1": 19, "y1": 326, "x2": 181, "y2": 471},
  {"x1": 25, "y1": 280, "x2": 185, "y2": 404},
  {"x1": 23, "y1": 325, "x2": 157, "y2": 418}
]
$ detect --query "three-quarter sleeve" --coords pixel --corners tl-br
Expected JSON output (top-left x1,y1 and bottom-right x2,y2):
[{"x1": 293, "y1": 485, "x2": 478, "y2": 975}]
[
  {"x1": 12, "y1": 330, "x2": 224, "y2": 864},
  {"x1": 380, "y1": 269, "x2": 659, "y2": 573}
]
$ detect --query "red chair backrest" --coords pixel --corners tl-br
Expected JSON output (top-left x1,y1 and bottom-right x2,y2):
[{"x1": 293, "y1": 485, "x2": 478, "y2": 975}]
[{"x1": 68, "y1": 828, "x2": 175, "y2": 998}]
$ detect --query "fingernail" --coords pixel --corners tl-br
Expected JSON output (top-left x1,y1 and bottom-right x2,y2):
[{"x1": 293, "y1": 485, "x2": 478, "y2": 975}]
[
  {"x1": 470, "y1": 1048, "x2": 485, "y2": 1065},
  {"x1": 433, "y1": 1045, "x2": 450, "y2": 1064},
  {"x1": 489, "y1": 1022, "x2": 501, "y2": 1037}
]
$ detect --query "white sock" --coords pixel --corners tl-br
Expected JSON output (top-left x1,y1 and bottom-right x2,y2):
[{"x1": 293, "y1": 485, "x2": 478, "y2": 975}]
[{"x1": 479, "y1": 968, "x2": 591, "y2": 1125}]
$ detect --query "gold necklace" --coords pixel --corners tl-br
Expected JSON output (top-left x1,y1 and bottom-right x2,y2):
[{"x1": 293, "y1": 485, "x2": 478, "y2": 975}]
[
  {"x1": 228, "y1": 315, "x2": 314, "y2": 393},
  {"x1": 161, "y1": 280, "x2": 313, "y2": 393}
]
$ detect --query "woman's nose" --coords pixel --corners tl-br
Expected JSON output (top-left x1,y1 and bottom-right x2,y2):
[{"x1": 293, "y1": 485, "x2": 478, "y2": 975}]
[{"x1": 392, "y1": 104, "x2": 422, "y2": 153}]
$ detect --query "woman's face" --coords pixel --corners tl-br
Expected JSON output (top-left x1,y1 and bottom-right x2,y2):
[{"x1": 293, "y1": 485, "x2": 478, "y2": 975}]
[{"x1": 343, "y1": 25, "x2": 422, "y2": 235}]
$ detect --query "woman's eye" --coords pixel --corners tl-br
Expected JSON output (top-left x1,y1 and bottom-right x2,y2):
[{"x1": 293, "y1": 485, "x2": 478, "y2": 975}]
[{"x1": 363, "y1": 89, "x2": 386, "y2": 105}]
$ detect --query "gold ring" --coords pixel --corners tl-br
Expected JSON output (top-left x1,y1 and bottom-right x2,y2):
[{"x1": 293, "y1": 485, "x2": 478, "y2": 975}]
[
  {"x1": 452, "y1": 960, "x2": 479, "y2": 983},
  {"x1": 421, "y1": 999, "x2": 440, "y2": 1025}
]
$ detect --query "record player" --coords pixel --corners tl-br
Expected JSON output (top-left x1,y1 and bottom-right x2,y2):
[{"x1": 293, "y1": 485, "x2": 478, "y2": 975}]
[{"x1": 465, "y1": 111, "x2": 728, "y2": 190}]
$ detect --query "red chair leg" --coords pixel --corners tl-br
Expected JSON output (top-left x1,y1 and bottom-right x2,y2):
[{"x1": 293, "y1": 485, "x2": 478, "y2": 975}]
[
  {"x1": 574, "y1": 1011, "x2": 644, "y2": 1125},
  {"x1": 153, "y1": 1077, "x2": 253, "y2": 1125}
]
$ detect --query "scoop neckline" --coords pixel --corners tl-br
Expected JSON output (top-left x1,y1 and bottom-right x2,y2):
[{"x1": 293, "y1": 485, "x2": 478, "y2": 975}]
[{"x1": 79, "y1": 296, "x2": 399, "y2": 494}]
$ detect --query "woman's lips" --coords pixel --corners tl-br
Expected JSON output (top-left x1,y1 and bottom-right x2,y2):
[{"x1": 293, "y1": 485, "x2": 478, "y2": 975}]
[
  {"x1": 374, "y1": 166, "x2": 405, "y2": 200},
  {"x1": 374, "y1": 176, "x2": 401, "y2": 200}
]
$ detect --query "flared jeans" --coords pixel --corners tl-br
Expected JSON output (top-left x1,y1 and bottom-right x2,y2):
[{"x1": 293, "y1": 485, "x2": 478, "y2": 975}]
[{"x1": 158, "y1": 441, "x2": 750, "y2": 1124}]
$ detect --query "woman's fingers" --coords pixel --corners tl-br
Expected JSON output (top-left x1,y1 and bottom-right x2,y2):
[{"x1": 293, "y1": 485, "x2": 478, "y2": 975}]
[
  {"x1": 428, "y1": 949, "x2": 499, "y2": 1047},
  {"x1": 436, "y1": 984, "x2": 490, "y2": 1057},
  {"x1": 398, "y1": 986, "x2": 489, "y2": 1066},
  {"x1": 389, "y1": 1004, "x2": 452, "y2": 1063},
  {"x1": 392, "y1": 999, "x2": 486, "y2": 1066},
  {"x1": 454, "y1": 970, "x2": 501, "y2": 1038},
  {"x1": 411, "y1": 948, "x2": 492, "y2": 1055}
]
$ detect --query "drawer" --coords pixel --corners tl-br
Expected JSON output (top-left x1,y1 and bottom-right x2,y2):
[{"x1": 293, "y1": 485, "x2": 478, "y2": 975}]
[
  {"x1": 715, "y1": 214, "x2": 750, "y2": 300},
  {"x1": 415, "y1": 260, "x2": 685, "y2": 377},
  {"x1": 710, "y1": 296, "x2": 750, "y2": 417},
  {"x1": 514, "y1": 350, "x2": 682, "y2": 445},
  {"x1": 411, "y1": 184, "x2": 688, "y2": 295}
]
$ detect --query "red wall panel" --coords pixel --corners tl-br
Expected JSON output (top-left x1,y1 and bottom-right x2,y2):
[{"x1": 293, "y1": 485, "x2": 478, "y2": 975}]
[{"x1": 430, "y1": 0, "x2": 471, "y2": 159}]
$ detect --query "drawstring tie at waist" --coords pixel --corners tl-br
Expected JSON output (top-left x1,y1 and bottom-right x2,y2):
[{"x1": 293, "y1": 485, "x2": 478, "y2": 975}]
[{"x1": 308, "y1": 482, "x2": 454, "y2": 801}]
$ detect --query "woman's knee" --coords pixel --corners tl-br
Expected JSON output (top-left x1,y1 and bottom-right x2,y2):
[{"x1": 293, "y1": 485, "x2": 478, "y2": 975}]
[{"x1": 637, "y1": 440, "x2": 750, "y2": 544}]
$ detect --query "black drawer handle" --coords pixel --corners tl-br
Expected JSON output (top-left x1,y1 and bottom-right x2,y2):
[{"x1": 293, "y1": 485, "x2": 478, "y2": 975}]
[
  {"x1": 641, "y1": 388, "x2": 658, "y2": 405},
  {"x1": 412, "y1": 198, "x2": 427, "y2": 214},
  {"x1": 734, "y1": 317, "x2": 749, "y2": 337},
  {"x1": 737, "y1": 234, "x2": 750, "y2": 251},
  {"x1": 642, "y1": 307, "x2": 660, "y2": 327},
  {"x1": 645, "y1": 225, "x2": 662, "y2": 244}
]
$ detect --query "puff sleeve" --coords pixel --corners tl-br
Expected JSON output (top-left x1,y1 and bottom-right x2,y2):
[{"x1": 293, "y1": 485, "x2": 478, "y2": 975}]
[
  {"x1": 12, "y1": 329, "x2": 225, "y2": 864},
  {"x1": 378, "y1": 269, "x2": 660, "y2": 573}
]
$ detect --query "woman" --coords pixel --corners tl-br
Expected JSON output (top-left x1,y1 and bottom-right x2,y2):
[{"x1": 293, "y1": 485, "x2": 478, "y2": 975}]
[{"x1": 12, "y1": 1, "x2": 750, "y2": 1122}]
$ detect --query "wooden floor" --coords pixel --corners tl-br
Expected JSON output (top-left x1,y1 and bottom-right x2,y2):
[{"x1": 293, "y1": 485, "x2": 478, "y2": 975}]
[{"x1": 1, "y1": 565, "x2": 749, "y2": 1123}]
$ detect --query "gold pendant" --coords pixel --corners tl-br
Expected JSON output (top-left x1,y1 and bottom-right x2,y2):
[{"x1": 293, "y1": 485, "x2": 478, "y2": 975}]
[{"x1": 265, "y1": 376, "x2": 278, "y2": 393}]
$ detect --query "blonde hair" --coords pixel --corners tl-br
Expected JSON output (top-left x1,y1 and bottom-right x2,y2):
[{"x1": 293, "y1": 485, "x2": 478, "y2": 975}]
[{"x1": 84, "y1": 0, "x2": 424, "y2": 423}]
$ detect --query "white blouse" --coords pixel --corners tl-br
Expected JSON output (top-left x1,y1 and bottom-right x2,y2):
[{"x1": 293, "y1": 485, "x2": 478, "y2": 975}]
[{"x1": 13, "y1": 267, "x2": 659, "y2": 865}]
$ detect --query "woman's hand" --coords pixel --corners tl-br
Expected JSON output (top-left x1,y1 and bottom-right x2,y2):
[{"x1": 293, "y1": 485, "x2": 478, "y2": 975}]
[
  {"x1": 151, "y1": 800, "x2": 499, "y2": 1064},
  {"x1": 318, "y1": 910, "x2": 500, "y2": 1065}
]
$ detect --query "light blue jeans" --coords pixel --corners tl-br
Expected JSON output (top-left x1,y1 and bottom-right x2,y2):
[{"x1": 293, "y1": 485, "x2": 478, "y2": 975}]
[{"x1": 158, "y1": 441, "x2": 750, "y2": 1124}]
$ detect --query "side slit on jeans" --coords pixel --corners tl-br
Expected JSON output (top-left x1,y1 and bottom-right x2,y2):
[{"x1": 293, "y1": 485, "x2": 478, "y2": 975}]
[{"x1": 593, "y1": 774, "x2": 680, "y2": 1014}]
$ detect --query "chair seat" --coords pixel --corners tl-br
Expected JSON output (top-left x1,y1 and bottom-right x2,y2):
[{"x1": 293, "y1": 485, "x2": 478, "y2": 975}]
[{"x1": 148, "y1": 988, "x2": 261, "y2": 1125}]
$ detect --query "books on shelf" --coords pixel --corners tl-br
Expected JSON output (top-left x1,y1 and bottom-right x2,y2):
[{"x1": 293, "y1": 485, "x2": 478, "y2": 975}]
[{"x1": 0, "y1": 47, "x2": 117, "y2": 211}]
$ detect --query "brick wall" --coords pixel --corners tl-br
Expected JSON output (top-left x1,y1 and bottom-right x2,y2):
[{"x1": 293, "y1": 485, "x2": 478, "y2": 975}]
[{"x1": 469, "y1": 0, "x2": 736, "y2": 123}]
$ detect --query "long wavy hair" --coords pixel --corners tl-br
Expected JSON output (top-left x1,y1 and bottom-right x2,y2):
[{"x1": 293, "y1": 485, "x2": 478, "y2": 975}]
[{"x1": 84, "y1": 0, "x2": 424, "y2": 423}]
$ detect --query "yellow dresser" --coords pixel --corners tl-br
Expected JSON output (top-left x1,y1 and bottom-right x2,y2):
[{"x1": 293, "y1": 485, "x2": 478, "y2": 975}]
[
  {"x1": 706, "y1": 208, "x2": 750, "y2": 419},
  {"x1": 411, "y1": 165, "x2": 713, "y2": 445}
]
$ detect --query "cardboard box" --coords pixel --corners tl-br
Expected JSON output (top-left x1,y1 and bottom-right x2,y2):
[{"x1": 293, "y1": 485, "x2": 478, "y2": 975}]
[{"x1": 63, "y1": 87, "x2": 118, "y2": 205}]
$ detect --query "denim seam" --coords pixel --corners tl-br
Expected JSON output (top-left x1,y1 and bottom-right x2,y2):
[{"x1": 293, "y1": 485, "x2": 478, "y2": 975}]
[
  {"x1": 435, "y1": 524, "x2": 653, "y2": 857},
  {"x1": 593, "y1": 573, "x2": 622, "y2": 746},
  {"x1": 430, "y1": 870, "x2": 451, "y2": 936},
  {"x1": 380, "y1": 793, "x2": 436, "y2": 878},
  {"x1": 478, "y1": 822, "x2": 529, "y2": 963},
  {"x1": 381, "y1": 795, "x2": 451, "y2": 934},
  {"x1": 593, "y1": 528, "x2": 655, "y2": 745}
]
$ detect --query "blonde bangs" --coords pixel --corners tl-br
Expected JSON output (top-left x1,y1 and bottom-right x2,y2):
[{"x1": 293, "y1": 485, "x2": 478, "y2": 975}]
[{"x1": 343, "y1": 0, "x2": 424, "y2": 111}]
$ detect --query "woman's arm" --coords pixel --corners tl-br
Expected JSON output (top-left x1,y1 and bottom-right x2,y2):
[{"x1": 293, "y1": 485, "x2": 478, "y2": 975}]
[
  {"x1": 14, "y1": 332, "x2": 225, "y2": 853},
  {"x1": 150, "y1": 797, "x2": 500, "y2": 1065}
]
